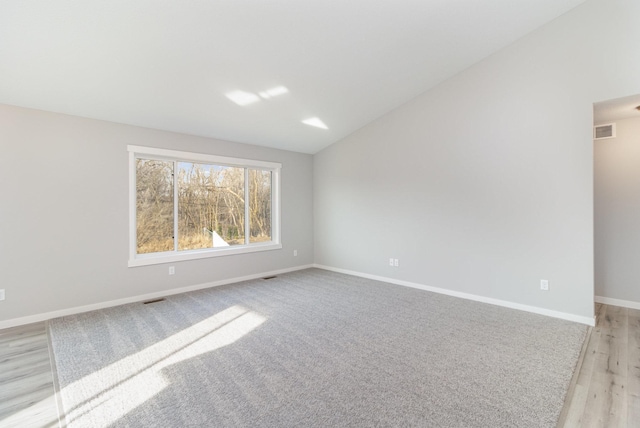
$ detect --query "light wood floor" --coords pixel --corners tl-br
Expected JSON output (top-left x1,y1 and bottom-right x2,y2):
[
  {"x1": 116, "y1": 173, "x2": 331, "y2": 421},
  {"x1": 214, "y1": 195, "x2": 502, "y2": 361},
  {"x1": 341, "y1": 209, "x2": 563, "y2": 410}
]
[
  {"x1": 560, "y1": 303, "x2": 640, "y2": 427},
  {"x1": 0, "y1": 304, "x2": 638, "y2": 428},
  {"x1": 0, "y1": 322, "x2": 59, "y2": 428}
]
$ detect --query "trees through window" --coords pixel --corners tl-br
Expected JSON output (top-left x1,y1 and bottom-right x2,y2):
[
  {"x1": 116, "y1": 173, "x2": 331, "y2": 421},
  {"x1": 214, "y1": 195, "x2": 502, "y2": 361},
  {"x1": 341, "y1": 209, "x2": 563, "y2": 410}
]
[{"x1": 129, "y1": 146, "x2": 281, "y2": 266}]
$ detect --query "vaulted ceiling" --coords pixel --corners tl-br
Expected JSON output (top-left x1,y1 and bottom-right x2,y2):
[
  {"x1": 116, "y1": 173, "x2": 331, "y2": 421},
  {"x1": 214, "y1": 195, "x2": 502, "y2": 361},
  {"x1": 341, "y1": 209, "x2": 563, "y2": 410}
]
[{"x1": 0, "y1": 0, "x2": 586, "y2": 153}]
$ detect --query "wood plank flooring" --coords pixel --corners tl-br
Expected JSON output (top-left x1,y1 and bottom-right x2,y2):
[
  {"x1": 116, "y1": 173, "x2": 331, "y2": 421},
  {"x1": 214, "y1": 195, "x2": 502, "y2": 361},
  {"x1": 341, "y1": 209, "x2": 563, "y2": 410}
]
[
  {"x1": 0, "y1": 323, "x2": 59, "y2": 428},
  {"x1": 0, "y1": 304, "x2": 638, "y2": 427},
  {"x1": 560, "y1": 303, "x2": 640, "y2": 427}
]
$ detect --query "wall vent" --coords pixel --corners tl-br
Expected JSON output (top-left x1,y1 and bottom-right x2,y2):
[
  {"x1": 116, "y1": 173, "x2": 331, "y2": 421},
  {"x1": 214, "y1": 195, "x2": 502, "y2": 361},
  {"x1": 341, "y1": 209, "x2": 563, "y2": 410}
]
[{"x1": 594, "y1": 123, "x2": 616, "y2": 140}]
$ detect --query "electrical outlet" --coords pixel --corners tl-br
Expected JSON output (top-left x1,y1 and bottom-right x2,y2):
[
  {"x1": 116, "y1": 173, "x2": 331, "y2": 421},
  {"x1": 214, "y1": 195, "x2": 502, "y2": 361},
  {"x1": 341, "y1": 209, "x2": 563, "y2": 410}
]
[
  {"x1": 394, "y1": 259, "x2": 399, "y2": 267},
  {"x1": 293, "y1": 250, "x2": 298, "y2": 257},
  {"x1": 540, "y1": 279, "x2": 549, "y2": 291},
  {"x1": 389, "y1": 258, "x2": 394, "y2": 266},
  {"x1": 0, "y1": 289, "x2": 5, "y2": 301},
  {"x1": 169, "y1": 266, "x2": 175, "y2": 275}
]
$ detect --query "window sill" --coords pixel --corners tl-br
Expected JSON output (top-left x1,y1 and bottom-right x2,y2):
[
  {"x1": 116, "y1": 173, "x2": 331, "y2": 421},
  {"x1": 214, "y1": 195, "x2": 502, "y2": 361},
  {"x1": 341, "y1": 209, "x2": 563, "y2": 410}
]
[{"x1": 128, "y1": 242, "x2": 282, "y2": 267}]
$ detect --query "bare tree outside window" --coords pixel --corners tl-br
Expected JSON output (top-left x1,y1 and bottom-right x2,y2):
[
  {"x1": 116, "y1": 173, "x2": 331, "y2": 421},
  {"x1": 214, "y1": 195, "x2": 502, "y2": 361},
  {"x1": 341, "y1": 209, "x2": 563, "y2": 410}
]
[
  {"x1": 136, "y1": 159, "x2": 174, "y2": 254},
  {"x1": 249, "y1": 169, "x2": 272, "y2": 243},
  {"x1": 177, "y1": 162, "x2": 245, "y2": 250},
  {"x1": 135, "y1": 157, "x2": 274, "y2": 255}
]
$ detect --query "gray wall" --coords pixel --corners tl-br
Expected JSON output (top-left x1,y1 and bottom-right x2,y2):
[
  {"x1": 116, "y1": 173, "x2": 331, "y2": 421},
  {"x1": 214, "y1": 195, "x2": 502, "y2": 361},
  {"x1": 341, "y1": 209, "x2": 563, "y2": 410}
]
[
  {"x1": 595, "y1": 116, "x2": 640, "y2": 302},
  {"x1": 0, "y1": 104, "x2": 314, "y2": 323},
  {"x1": 314, "y1": 0, "x2": 640, "y2": 320}
]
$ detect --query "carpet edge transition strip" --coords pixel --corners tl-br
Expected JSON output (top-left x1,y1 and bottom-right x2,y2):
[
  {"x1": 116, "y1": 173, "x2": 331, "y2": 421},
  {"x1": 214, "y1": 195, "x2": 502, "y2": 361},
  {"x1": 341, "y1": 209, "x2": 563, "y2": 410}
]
[
  {"x1": 45, "y1": 320, "x2": 66, "y2": 428},
  {"x1": 555, "y1": 324, "x2": 593, "y2": 428}
]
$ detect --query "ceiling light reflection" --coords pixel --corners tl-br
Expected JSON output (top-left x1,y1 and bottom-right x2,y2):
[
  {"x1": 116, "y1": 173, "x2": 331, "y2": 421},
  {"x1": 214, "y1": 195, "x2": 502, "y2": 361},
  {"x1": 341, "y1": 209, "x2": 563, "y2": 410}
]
[
  {"x1": 259, "y1": 86, "x2": 288, "y2": 99},
  {"x1": 226, "y1": 90, "x2": 260, "y2": 106},
  {"x1": 302, "y1": 117, "x2": 328, "y2": 130}
]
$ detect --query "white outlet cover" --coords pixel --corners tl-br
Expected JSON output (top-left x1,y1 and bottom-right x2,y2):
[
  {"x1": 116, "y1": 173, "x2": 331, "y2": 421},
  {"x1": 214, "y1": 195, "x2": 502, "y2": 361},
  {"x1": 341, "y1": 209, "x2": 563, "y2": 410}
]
[
  {"x1": 389, "y1": 258, "x2": 394, "y2": 266},
  {"x1": 0, "y1": 289, "x2": 5, "y2": 301},
  {"x1": 540, "y1": 280, "x2": 549, "y2": 291}
]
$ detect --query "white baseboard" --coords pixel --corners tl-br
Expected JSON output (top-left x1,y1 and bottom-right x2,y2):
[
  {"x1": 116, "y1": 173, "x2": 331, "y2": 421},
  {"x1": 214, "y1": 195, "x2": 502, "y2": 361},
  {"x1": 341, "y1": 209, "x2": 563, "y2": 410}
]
[
  {"x1": 314, "y1": 264, "x2": 595, "y2": 326},
  {"x1": 595, "y1": 295, "x2": 640, "y2": 310},
  {"x1": 0, "y1": 264, "x2": 314, "y2": 330},
  {"x1": 2, "y1": 263, "x2": 596, "y2": 330}
]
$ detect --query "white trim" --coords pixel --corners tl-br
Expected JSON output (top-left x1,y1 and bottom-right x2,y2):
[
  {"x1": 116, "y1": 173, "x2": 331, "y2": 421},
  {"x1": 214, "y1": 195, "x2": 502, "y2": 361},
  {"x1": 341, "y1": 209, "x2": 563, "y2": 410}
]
[
  {"x1": 173, "y1": 159, "x2": 179, "y2": 252},
  {"x1": 595, "y1": 295, "x2": 640, "y2": 310},
  {"x1": 1, "y1": 264, "x2": 596, "y2": 330},
  {"x1": 128, "y1": 243, "x2": 282, "y2": 267},
  {"x1": 314, "y1": 264, "x2": 595, "y2": 326},
  {"x1": 127, "y1": 145, "x2": 282, "y2": 170},
  {"x1": 244, "y1": 168, "x2": 250, "y2": 244},
  {"x1": 128, "y1": 150, "x2": 137, "y2": 262},
  {"x1": 0, "y1": 265, "x2": 313, "y2": 330},
  {"x1": 271, "y1": 169, "x2": 281, "y2": 244}
]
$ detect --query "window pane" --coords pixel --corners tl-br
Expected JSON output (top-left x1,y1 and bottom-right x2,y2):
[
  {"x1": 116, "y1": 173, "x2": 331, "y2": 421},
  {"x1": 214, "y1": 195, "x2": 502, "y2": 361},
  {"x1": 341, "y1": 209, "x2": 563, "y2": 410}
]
[
  {"x1": 177, "y1": 162, "x2": 245, "y2": 250},
  {"x1": 136, "y1": 159, "x2": 174, "y2": 254},
  {"x1": 249, "y1": 169, "x2": 272, "y2": 243}
]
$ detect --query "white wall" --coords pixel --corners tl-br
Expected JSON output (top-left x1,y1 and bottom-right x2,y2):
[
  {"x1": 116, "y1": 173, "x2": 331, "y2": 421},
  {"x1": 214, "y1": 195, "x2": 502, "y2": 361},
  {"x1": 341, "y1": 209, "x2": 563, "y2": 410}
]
[
  {"x1": 595, "y1": 116, "x2": 640, "y2": 303},
  {"x1": 0, "y1": 104, "x2": 314, "y2": 324},
  {"x1": 314, "y1": 0, "x2": 640, "y2": 321}
]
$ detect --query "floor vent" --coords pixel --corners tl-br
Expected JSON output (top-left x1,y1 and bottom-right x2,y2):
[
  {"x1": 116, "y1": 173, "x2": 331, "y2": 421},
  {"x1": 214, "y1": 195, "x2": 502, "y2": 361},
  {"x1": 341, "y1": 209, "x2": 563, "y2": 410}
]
[
  {"x1": 143, "y1": 298, "x2": 166, "y2": 305},
  {"x1": 263, "y1": 276, "x2": 277, "y2": 280}
]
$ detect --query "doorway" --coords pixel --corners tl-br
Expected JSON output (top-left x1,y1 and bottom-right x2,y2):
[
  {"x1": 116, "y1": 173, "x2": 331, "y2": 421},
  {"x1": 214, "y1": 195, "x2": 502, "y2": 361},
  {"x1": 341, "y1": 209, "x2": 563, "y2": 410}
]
[{"x1": 593, "y1": 94, "x2": 640, "y2": 310}]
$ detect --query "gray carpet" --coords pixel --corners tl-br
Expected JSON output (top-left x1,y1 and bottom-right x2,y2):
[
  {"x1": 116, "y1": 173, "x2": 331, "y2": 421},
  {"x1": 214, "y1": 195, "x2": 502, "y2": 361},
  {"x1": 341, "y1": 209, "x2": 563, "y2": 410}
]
[{"x1": 48, "y1": 268, "x2": 587, "y2": 427}]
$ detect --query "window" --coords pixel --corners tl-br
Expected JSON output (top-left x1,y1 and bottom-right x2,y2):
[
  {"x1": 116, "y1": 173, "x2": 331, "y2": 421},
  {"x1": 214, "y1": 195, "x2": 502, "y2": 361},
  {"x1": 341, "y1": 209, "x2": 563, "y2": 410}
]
[{"x1": 128, "y1": 146, "x2": 281, "y2": 267}]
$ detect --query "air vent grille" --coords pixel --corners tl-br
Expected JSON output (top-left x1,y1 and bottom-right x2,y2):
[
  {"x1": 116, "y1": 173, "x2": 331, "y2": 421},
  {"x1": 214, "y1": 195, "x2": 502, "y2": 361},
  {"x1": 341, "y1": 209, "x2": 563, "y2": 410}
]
[{"x1": 594, "y1": 123, "x2": 616, "y2": 140}]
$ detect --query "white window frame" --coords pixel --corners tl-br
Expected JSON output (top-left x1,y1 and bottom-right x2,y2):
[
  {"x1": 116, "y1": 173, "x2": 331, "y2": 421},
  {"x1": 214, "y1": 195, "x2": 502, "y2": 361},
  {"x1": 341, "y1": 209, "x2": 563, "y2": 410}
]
[{"x1": 128, "y1": 145, "x2": 282, "y2": 267}]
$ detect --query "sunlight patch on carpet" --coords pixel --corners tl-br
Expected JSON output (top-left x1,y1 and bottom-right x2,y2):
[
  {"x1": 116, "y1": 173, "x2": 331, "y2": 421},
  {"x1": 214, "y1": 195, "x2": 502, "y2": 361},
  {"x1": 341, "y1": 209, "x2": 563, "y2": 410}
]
[{"x1": 54, "y1": 305, "x2": 266, "y2": 426}]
